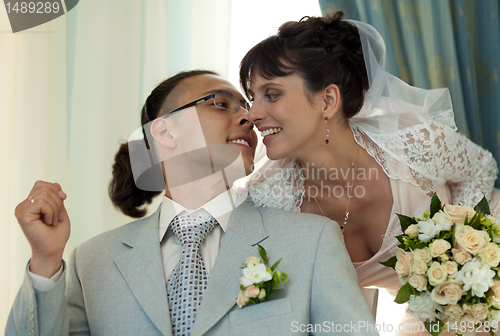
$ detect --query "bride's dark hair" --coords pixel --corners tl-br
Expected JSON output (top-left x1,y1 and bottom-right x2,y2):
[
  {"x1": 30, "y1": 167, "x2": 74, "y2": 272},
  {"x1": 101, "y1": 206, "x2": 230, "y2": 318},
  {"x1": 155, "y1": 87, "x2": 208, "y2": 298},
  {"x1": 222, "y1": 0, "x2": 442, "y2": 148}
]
[
  {"x1": 239, "y1": 11, "x2": 368, "y2": 120},
  {"x1": 109, "y1": 70, "x2": 217, "y2": 218}
]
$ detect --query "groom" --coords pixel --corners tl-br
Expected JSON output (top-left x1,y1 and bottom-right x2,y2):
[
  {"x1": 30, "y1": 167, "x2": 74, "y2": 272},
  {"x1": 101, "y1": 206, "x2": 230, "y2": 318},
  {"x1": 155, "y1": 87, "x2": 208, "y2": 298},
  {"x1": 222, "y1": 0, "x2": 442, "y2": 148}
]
[{"x1": 6, "y1": 71, "x2": 377, "y2": 336}]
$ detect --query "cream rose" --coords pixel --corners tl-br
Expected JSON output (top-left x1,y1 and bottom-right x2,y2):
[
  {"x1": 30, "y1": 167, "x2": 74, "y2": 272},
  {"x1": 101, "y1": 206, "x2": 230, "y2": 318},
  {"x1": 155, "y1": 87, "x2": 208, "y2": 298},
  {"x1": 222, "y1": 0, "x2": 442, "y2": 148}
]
[
  {"x1": 490, "y1": 279, "x2": 500, "y2": 308},
  {"x1": 395, "y1": 259, "x2": 411, "y2": 277},
  {"x1": 413, "y1": 248, "x2": 432, "y2": 264},
  {"x1": 258, "y1": 288, "x2": 266, "y2": 300},
  {"x1": 471, "y1": 303, "x2": 488, "y2": 321},
  {"x1": 431, "y1": 281, "x2": 463, "y2": 305},
  {"x1": 442, "y1": 261, "x2": 459, "y2": 278},
  {"x1": 244, "y1": 285, "x2": 260, "y2": 298},
  {"x1": 479, "y1": 243, "x2": 500, "y2": 267},
  {"x1": 444, "y1": 304, "x2": 464, "y2": 320},
  {"x1": 455, "y1": 224, "x2": 490, "y2": 255},
  {"x1": 430, "y1": 239, "x2": 452, "y2": 257},
  {"x1": 246, "y1": 256, "x2": 261, "y2": 266},
  {"x1": 451, "y1": 247, "x2": 472, "y2": 265},
  {"x1": 237, "y1": 291, "x2": 250, "y2": 308},
  {"x1": 427, "y1": 262, "x2": 448, "y2": 286},
  {"x1": 395, "y1": 248, "x2": 412, "y2": 277},
  {"x1": 412, "y1": 260, "x2": 428, "y2": 275},
  {"x1": 409, "y1": 274, "x2": 428, "y2": 292},
  {"x1": 405, "y1": 224, "x2": 419, "y2": 237},
  {"x1": 444, "y1": 204, "x2": 476, "y2": 225}
]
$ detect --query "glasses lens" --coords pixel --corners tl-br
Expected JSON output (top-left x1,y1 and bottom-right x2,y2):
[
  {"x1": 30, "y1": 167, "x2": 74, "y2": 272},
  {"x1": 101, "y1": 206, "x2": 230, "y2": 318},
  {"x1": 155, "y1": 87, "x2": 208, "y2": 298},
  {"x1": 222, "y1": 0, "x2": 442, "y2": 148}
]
[{"x1": 213, "y1": 94, "x2": 249, "y2": 113}]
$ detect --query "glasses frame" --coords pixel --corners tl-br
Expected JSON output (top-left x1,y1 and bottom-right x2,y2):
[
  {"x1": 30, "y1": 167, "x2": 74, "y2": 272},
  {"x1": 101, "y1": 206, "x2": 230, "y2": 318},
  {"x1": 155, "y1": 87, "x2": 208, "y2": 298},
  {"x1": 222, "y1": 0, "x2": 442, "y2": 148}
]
[{"x1": 168, "y1": 93, "x2": 250, "y2": 116}]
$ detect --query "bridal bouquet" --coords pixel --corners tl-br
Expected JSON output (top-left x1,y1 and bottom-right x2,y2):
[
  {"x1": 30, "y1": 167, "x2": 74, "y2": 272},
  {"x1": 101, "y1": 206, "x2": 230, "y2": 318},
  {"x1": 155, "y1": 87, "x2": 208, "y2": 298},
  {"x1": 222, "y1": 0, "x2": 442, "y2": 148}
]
[{"x1": 381, "y1": 194, "x2": 500, "y2": 336}]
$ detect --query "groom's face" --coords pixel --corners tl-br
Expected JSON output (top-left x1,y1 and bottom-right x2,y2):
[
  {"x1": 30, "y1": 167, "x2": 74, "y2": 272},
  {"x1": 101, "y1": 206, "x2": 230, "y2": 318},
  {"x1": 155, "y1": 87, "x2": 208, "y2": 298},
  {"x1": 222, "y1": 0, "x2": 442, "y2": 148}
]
[{"x1": 172, "y1": 74, "x2": 257, "y2": 175}]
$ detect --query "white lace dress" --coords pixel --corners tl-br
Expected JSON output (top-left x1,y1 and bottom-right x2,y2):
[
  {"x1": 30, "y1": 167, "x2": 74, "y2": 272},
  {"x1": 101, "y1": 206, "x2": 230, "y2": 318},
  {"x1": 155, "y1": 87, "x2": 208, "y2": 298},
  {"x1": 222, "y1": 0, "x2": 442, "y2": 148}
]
[{"x1": 246, "y1": 116, "x2": 500, "y2": 335}]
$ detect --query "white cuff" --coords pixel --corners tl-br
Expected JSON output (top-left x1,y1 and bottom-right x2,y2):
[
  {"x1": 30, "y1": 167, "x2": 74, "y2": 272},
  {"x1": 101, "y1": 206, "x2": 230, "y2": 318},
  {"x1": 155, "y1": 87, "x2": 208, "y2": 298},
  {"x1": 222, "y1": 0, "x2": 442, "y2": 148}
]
[{"x1": 27, "y1": 261, "x2": 64, "y2": 292}]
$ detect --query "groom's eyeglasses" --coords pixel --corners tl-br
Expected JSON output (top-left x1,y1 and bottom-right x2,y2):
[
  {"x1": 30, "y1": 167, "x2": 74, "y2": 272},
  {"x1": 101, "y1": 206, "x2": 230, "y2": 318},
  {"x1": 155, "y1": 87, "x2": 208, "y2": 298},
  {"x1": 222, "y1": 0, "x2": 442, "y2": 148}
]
[
  {"x1": 145, "y1": 93, "x2": 251, "y2": 121},
  {"x1": 169, "y1": 93, "x2": 251, "y2": 115}
]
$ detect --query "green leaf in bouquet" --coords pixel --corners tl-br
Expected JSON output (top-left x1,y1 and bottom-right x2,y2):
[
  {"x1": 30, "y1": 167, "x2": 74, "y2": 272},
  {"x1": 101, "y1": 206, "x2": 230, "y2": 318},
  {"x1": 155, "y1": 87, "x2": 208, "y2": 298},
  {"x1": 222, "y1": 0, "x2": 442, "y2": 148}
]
[
  {"x1": 257, "y1": 245, "x2": 269, "y2": 265},
  {"x1": 424, "y1": 320, "x2": 443, "y2": 336},
  {"x1": 379, "y1": 256, "x2": 397, "y2": 269},
  {"x1": 489, "y1": 328, "x2": 495, "y2": 336},
  {"x1": 270, "y1": 258, "x2": 282, "y2": 272},
  {"x1": 469, "y1": 212, "x2": 482, "y2": 230},
  {"x1": 475, "y1": 196, "x2": 491, "y2": 215},
  {"x1": 407, "y1": 241, "x2": 427, "y2": 250},
  {"x1": 397, "y1": 214, "x2": 418, "y2": 232},
  {"x1": 430, "y1": 193, "x2": 443, "y2": 217},
  {"x1": 395, "y1": 283, "x2": 413, "y2": 303},
  {"x1": 396, "y1": 234, "x2": 406, "y2": 244}
]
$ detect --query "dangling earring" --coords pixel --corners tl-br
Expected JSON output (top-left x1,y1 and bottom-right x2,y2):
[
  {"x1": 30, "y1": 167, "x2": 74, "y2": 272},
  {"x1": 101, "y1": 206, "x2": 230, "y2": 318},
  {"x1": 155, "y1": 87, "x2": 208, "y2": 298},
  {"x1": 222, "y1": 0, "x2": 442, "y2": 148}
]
[{"x1": 325, "y1": 117, "x2": 330, "y2": 144}]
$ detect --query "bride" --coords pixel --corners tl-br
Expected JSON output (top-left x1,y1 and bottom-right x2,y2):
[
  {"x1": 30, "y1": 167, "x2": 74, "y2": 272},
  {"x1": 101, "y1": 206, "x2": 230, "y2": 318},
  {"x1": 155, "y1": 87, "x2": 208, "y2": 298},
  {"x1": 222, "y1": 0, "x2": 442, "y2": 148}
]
[{"x1": 239, "y1": 10, "x2": 500, "y2": 334}]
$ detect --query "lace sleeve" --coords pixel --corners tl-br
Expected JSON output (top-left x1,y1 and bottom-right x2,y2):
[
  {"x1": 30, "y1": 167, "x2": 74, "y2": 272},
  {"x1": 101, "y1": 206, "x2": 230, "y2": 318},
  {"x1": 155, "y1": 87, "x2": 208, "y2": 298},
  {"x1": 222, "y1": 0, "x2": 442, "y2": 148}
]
[
  {"x1": 353, "y1": 118, "x2": 498, "y2": 207},
  {"x1": 426, "y1": 122, "x2": 498, "y2": 206}
]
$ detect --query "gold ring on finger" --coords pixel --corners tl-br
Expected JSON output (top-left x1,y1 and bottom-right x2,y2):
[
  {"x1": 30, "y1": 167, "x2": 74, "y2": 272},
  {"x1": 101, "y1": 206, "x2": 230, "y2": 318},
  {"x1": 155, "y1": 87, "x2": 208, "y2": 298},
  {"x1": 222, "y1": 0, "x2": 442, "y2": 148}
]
[{"x1": 28, "y1": 196, "x2": 35, "y2": 204}]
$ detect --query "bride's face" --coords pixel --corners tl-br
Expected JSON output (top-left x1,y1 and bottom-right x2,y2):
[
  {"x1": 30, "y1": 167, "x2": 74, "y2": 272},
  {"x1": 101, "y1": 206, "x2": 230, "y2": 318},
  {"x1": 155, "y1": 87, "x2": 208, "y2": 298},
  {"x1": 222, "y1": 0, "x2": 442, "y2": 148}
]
[{"x1": 248, "y1": 73, "x2": 324, "y2": 160}]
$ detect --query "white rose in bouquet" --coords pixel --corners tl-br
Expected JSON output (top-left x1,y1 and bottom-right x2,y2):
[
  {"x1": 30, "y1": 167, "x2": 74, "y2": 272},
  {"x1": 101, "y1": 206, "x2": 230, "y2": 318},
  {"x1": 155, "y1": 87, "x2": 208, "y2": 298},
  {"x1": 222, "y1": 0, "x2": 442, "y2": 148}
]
[
  {"x1": 408, "y1": 292, "x2": 442, "y2": 322},
  {"x1": 455, "y1": 258, "x2": 495, "y2": 297},
  {"x1": 418, "y1": 218, "x2": 443, "y2": 242},
  {"x1": 432, "y1": 211, "x2": 453, "y2": 231}
]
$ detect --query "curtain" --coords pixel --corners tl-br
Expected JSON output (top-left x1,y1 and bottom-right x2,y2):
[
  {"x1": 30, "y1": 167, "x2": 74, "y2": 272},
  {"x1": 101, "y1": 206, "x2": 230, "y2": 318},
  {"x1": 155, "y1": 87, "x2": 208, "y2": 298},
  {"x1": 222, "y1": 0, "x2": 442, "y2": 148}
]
[
  {"x1": 319, "y1": 0, "x2": 500, "y2": 184},
  {"x1": 0, "y1": 0, "x2": 231, "y2": 329}
]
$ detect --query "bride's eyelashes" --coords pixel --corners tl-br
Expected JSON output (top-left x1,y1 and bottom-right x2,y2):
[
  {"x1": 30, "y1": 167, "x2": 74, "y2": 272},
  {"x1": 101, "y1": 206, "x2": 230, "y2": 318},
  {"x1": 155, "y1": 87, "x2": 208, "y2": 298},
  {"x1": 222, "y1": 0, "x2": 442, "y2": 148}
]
[{"x1": 264, "y1": 90, "x2": 281, "y2": 102}]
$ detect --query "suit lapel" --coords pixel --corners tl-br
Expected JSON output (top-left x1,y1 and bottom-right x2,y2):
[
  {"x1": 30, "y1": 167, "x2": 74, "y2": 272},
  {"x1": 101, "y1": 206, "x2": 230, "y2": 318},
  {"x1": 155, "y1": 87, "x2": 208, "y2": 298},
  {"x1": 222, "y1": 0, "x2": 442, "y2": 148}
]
[
  {"x1": 192, "y1": 202, "x2": 268, "y2": 336},
  {"x1": 114, "y1": 209, "x2": 172, "y2": 336}
]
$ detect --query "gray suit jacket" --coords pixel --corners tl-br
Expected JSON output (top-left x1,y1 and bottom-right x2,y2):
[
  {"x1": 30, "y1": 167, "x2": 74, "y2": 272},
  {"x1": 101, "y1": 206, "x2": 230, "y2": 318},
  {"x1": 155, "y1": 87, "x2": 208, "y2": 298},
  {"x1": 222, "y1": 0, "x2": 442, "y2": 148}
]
[{"x1": 6, "y1": 202, "x2": 378, "y2": 336}]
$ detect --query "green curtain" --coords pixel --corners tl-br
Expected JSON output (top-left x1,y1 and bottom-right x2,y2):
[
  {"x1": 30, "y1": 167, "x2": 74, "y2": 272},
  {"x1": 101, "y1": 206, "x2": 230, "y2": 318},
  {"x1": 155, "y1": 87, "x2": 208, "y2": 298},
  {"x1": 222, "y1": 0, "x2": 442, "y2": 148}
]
[{"x1": 319, "y1": 0, "x2": 500, "y2": 185}]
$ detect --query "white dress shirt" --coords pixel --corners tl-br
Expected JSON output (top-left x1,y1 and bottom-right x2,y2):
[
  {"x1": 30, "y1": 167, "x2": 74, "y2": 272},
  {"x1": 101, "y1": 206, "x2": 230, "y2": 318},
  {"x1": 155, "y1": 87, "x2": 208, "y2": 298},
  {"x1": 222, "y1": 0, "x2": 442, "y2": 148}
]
[
  {"x1": 159, "y1": 187, "x2": 245, "y2": 281},
  {"x1": 28, "y1": 187, "x2": 247, "y2": 291}
]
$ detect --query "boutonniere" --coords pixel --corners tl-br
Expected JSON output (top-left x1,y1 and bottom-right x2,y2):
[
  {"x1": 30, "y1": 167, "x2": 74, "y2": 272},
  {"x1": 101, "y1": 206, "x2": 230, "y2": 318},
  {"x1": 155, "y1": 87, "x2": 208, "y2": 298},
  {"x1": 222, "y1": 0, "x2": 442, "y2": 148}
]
[{"x1": 237, "y1": 245, "x2": 288, "y2": 308}]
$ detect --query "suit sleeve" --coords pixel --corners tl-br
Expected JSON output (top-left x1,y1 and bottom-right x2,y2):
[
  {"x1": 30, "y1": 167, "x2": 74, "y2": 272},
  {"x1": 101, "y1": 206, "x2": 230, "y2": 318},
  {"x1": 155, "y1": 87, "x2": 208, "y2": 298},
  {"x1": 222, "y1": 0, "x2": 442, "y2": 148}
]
[
  {"x1": 5, "y1": 248, "x2": 90, "y2": 336},
  {"x1": 310, "y1": 219, "x2": 379, "y2": 336},
  {"x1": 5, "y1": 261, "x2": 70, "y2": 336}
]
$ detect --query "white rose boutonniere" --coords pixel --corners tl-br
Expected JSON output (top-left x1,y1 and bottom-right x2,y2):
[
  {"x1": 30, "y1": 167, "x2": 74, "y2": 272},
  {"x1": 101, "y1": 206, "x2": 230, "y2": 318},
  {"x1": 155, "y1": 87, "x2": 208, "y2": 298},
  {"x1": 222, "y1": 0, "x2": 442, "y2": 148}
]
[{"x1": 237, "y1": 245, "x2": 288, "y2": 308}]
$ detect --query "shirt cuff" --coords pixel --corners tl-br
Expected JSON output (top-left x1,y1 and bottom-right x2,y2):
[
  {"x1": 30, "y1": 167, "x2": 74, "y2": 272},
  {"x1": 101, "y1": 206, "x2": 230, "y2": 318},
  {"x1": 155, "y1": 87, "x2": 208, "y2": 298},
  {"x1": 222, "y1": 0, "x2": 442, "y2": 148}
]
[{"x1": 27, "y1": 261, "x2": 65, "y2": 292}]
